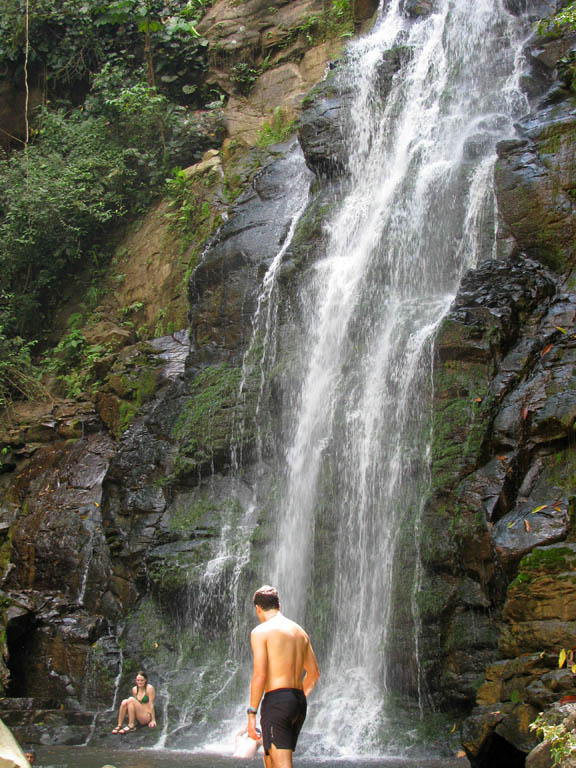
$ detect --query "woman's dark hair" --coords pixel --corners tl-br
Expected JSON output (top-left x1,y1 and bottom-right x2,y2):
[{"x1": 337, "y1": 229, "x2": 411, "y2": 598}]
[
  {"x1": 253, "y1": 585, "x2": 280, "y2": 611},
  {"x1": 136, "y1": 670, "x2": 148, "y2": 682}
]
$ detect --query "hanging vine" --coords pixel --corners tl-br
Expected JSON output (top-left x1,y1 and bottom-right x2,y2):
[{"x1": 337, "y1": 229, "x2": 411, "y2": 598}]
[{"x1": 24, "y1": 0, "x2": 30, "y2": 148}]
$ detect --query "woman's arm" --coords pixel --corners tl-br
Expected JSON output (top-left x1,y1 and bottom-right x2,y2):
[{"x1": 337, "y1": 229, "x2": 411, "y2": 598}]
[{"x1": 148, "y1": 684, "x2": 156, "y2": 727}]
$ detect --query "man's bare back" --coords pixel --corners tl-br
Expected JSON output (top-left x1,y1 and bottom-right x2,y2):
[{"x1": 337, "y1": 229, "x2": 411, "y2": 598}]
[{"x1": 252, "y1": 614, "x2": 316, "y2": 694}]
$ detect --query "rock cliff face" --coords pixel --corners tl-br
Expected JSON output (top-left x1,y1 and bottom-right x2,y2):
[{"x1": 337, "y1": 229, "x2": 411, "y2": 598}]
[
  {"x1": 426, "y1": 15, "x2": 576, "y2": 768},
  {"x1": 1, "y1": 0, "x2": 576, "y2": 762}
]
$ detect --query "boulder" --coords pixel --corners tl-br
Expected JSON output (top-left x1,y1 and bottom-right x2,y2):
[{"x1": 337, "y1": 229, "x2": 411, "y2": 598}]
[
  {"x1": 526, "y1": 740, "x2": 554, "y2": 768},
  {"x1": 401, "y1": 0, "x2": 435, "y2": 17},
  {"x1": 197, "y1": 0, "x2": 324, "y2": 57}
]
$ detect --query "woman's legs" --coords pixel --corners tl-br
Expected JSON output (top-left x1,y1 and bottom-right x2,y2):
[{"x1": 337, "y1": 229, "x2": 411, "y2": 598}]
[
  {"x1": 119, "y1": 699, "x2": 132, "y2": 725},
  {"x1": 113, "y1": 698, "x2": 131, "y2": 732},
  {"x1": 124, "y1": 699, "x2": 151, "y2": 728},
  {"x1": 126, "y1": 699, "x2": 137, "y2": 727}
]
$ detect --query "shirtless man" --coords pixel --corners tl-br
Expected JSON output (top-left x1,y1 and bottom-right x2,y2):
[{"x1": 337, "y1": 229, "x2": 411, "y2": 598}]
[{"x1": 247, "y1": 585, "x2": 320, "y2": 768}]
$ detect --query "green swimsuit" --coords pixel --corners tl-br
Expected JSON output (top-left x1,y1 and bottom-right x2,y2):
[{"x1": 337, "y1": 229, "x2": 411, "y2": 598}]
[{"x1": 132, "y1": 690, "x2": 149, "y2": 703}]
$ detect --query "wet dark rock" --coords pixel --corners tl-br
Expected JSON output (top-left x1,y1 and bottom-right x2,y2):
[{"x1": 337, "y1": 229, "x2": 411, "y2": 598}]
[
  {"x1": 401, "y1": 0, "x2": 434, "y2": 17},
  {"x1": 90, "y1": 712, "x2": 163, "y2": 747},
  {"x1": 526, "y1": 34, "x2": 575, "y2": 77},
  {"x1": 494, "y1": 702, "x2": 541, "y2": 753},
  {"x1": 353, "y1": 0, "x2": 379, "y2": 24},
  {"x1": 507, "y1": 0, "x2": 573, "y2": 20},
  {"x1": 148, "y1": 330, "x2": 190, "y2": 382},
  {"x1": 496, "y1": 101, "x2": 576, "y2": 272},
  {"x1": 375, "y1": 45, "x2": 414, "y2": 101},
  {"x1": 0, "y1": 400, "x2": 120, "y2": 717},
  {"x1": 298, "y1": 45, "x2": 411, "y2": 178},
  {"x1": 464, "y1": 133, "x2": 497, "y2": 161},
  {"x1": 423, "y1": 225, "x2": 576, "y2": 756},
  {"x1": 525, "y1": 703, "x2": 576, "y2": 768},
  {"x1": 190, "y1": 141, "x2": 312, "y2": 361},
  {"x1": 464, "y1": 543, "x2": 576, "y2": 762},
  {"x1": 298, "y1": 68, "x2": 351, "y2": 177},
  {"x1": 493, "y1": 502, "x2": 570, "y2": 567}
]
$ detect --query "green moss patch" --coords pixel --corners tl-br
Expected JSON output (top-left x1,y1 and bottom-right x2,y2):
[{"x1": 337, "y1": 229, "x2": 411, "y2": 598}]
[
  {"x1": 511, "y1": 546, "x2": 576, "y2": 587},
  {"x1": 172, "y1": 364, "x2": 246, "y2": 477}
]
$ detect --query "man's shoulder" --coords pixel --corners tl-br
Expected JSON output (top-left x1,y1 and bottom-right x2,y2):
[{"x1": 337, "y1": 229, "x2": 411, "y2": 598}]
[
  {"x1": 271, "y1": 616, "x2": 309, "y2": 639},
  {"x1": 280, "y1": 615, "x2": 308, "y2": 635},
  {"x1": 287, "y1": 619, "x2": 308, "y2": 639},
  {"x1": 251, "y1": 623, "x2": 267, "y2": 637}
]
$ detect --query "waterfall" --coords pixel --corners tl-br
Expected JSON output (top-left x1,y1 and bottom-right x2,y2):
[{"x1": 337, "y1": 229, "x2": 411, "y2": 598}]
[
  {"x1": 171, "y1": 0, "x2": 537, "y2": 757},
  {"x1": 253, "y1": 0, "x2": 532, "y2": 757},
  {"x1": 155, "y1": 146, "x2": 314, "y2": 751}
]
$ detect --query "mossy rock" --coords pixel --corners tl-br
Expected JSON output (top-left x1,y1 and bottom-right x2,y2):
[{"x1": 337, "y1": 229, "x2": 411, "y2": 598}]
[
  {"x1": 96, "y1": 343, "x2": 163, "y2": 438},
  {"x1": 172, "y1": 363, "x2": 258, "y2": 479},
  {"x1": 510, "y1": 544, "x2": 576, "y2": 587}
]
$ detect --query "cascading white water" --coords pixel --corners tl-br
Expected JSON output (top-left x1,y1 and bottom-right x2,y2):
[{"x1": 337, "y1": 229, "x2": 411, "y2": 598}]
[
  {"x1": 258, "y1": 0, "x2": 533, "y2": 757},
  {"x1": 156, "y1": 147, "x2": 314, "y2": 752}
]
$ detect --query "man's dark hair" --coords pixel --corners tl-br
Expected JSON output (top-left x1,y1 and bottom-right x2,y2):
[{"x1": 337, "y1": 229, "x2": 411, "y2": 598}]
[{"x1": 253, "y1": 585, "x2": 280, "y2": 611}]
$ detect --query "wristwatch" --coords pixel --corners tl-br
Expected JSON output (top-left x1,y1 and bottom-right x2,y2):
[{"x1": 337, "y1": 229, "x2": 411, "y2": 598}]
[{"x1": 247, "y1": 706, "x2": 258, "y2": 715}]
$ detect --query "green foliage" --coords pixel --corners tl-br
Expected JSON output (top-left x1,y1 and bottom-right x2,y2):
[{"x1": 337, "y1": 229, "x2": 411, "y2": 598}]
[
  {"x1": 42, "y1": 323, "x2": 111, "y2": 399},
  {"x1": 256, "y1": 107, "x2": 296, "y2": 147},
  {"x1": 530, "y1": 713, "x2": 576, "y2": 766},
  {"x1": 538, "y1": 2, "x2": 576, "y2": 91},
  {"x1": 0, "y1": 0, "x2": 210, "y2": 103},
  {"x1": 0, "y1": 108, "x2": 145, "y2": 338},
  {"x1": 120, "y1": 301, "x2": 145, "y2": 318},
  {"x1": 0, "y1": 55, "x2": 216, "y2": 345},
  {"x1": 0, "y1": 326, "x2": 45, "y2": 407},
  {"x1": 181, "y1": 0, "x2": 213, "y2": 19},
  {"x1": 285, "y1": 0, "x2": 353, "y2": 46},
  {"x1": 230, "y1": 55, "x2": 270, "y2": 95},
  {"x1": 0, "y1": 0, "x2": 107, "y2": 87},
  {"x1": 164, "y1": 167, "x2": 221, "y2": 248},
  {"x1": 54, "y1": 329, "x2": 87, "y2": 364},
  {"x1": 89, "y1": 61, "x2": 219, "y2": 163},
  {"x1": 101, "y1": 77, "x2": 170, "y2": 142},
  {"x1": 537, "y1": 2, "x2": 576, "y2": 35},
  {"x1": 230, "y1": 62, "x2": 262, "y2": 95}
]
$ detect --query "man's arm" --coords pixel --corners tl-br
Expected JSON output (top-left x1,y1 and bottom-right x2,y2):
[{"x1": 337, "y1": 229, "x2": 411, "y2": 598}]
[
  {"x1": 248, "y1": 628, "x2": 267, "y2": 739},
  {"x1": 302, "y1": 640, "x2": 320, "y2": 697}
]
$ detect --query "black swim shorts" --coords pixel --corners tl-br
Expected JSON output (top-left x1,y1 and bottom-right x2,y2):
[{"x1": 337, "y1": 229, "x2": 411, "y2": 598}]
[{"x1": 261, "y1": 688, "x2": 307, "y2": 755}]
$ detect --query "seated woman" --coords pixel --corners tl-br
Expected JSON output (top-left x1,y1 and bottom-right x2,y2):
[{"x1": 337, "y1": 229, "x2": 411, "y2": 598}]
[{"x1": 112, "y1": 670, "x2": 157, "y2": 734}]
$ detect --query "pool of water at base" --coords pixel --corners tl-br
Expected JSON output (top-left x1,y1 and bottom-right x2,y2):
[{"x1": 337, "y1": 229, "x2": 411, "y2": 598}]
[{"x1": 33, "y1": 747, "x2": 471, "y2": 768}]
